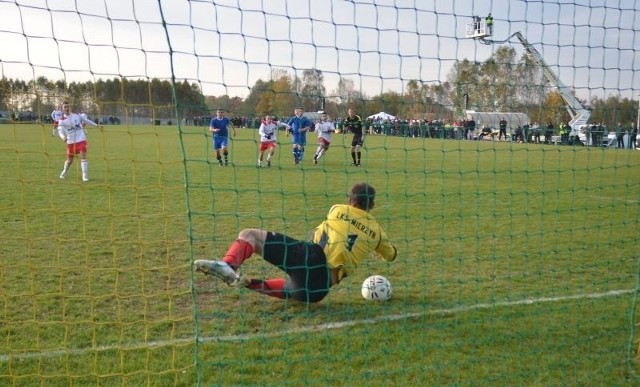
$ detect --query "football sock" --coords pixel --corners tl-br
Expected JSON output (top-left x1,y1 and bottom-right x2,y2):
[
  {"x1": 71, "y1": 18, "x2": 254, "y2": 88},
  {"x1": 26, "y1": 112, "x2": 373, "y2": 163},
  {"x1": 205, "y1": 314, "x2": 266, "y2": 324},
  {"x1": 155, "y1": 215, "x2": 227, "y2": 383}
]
[
  {"x1": 222, "y1": 239, "x2": 254, "y2": 270},
  {"x1": 80, "y1": 159, "x2": 88, "y2": 175},
  {"x1": 351, "y1": 152, "x2": 356, "y2": 163},
  {"x1": 357, "y1": 151, "x2": 361, "y2": 164},
  {"x1": 246, "y1": 278, "x2": 286, "y2": 299}
]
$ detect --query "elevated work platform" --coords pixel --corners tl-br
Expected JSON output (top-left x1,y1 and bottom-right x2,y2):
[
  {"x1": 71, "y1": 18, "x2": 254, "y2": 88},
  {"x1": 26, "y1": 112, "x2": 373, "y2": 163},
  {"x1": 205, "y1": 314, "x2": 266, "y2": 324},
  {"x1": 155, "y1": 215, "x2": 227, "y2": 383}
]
[{"x1": 465, "y1": 20, "x2": 492, "y2": 39}]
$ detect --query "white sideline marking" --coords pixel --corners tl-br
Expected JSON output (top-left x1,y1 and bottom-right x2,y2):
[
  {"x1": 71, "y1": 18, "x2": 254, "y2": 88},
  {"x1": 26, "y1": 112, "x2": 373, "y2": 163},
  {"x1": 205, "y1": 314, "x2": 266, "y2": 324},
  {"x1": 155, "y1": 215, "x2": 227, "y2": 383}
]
[{"x1": 0, "y1": 288, "x2": 633, "y2": 362}]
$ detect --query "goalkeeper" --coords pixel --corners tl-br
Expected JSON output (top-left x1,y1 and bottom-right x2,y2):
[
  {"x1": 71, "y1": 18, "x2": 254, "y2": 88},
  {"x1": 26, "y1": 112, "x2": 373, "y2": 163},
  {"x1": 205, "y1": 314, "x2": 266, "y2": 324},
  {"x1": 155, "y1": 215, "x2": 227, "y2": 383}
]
[{"x1": 194, "y1": 182, "x2": 398, "y2": 303}]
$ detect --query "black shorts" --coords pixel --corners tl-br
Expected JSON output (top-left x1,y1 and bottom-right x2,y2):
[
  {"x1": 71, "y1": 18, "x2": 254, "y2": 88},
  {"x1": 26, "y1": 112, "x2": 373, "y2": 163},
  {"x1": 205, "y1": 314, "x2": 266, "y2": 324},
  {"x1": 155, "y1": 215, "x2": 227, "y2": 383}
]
[
  {"x1": 263, "y1": 232, "x2": 330, "y2": 303},
  {"x1": 351, "y1": 136, "x2": 363, "y2": 147}
]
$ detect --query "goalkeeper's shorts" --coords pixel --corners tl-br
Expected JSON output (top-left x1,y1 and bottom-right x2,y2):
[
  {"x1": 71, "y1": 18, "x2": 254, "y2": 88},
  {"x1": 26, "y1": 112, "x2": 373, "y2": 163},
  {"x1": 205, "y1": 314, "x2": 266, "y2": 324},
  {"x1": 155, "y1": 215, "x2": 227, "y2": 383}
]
[{"x1": 263, "y1": 232, "x2": 330, "y2": 303}]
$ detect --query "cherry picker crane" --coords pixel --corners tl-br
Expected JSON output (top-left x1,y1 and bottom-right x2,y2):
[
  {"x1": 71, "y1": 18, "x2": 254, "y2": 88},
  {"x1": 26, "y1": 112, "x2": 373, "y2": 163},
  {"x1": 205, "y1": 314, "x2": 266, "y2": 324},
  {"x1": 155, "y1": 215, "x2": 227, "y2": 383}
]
[{"x1": 465, "y1": 20, "x2": 590, "y2": 142}]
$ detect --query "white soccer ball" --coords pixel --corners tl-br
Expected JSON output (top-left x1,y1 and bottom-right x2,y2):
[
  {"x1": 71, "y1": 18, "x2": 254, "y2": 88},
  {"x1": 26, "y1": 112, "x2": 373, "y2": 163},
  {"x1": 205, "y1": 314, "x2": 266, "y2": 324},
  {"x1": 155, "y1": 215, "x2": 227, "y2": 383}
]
[{"x1": 361, "y1": 275, "x2": 392, "y2": 301}]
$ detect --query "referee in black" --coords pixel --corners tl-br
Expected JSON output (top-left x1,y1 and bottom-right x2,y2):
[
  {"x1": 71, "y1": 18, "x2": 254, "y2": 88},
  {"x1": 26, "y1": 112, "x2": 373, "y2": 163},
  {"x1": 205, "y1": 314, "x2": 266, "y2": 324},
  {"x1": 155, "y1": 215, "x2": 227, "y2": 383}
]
[{"x1": 344, "y1": 108, "x2": 364, "y2": 166}]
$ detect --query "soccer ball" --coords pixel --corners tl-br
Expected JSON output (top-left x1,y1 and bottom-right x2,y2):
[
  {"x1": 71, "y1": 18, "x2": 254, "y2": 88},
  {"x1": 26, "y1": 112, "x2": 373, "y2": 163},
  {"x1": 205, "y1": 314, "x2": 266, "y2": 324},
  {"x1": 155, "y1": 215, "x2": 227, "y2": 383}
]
[{"x1": 361, "y1": 275, "x2": 392, "y2": 301}]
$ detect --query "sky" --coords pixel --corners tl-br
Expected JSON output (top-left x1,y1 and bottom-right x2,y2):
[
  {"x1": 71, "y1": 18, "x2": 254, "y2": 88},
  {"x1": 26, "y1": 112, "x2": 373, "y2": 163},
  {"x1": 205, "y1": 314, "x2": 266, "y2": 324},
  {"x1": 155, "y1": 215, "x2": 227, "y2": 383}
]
[{"x1": 0, "y1": 0, "x2": 638, "y2": 101}]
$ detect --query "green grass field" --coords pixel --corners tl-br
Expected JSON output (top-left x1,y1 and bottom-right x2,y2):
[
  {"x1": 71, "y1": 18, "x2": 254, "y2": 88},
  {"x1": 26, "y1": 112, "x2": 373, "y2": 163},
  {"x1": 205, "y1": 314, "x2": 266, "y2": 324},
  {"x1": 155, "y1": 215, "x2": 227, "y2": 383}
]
[{"x1": 1, "y1": 123, "x2": 640, "y2": 385}]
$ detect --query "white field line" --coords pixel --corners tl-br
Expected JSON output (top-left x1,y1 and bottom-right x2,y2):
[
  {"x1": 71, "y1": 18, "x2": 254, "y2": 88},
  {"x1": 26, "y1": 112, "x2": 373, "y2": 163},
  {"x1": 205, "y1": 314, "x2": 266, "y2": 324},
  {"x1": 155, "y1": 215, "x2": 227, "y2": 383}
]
[{"x1": 0, "y1": 288, "x2": 633, "y2": 362}]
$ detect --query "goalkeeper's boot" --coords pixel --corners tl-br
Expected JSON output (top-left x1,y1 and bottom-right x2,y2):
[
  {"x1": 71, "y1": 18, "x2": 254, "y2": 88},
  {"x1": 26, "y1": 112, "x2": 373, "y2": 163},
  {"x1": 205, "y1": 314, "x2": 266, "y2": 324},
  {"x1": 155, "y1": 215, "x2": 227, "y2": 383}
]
[{"x1": 194, "y1": 259, "x2": 248, "y2": 287}]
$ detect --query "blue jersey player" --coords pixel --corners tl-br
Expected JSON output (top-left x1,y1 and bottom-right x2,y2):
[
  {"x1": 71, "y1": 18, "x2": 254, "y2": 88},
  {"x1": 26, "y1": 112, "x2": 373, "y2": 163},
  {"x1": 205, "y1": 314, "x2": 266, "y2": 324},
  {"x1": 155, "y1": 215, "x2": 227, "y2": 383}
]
[
  {"x1": 209, "y1": 109, "x2": 236, "y2": 166},
  {"x1": 287, "y1": 107, "x2": 314, "y2": 164}
]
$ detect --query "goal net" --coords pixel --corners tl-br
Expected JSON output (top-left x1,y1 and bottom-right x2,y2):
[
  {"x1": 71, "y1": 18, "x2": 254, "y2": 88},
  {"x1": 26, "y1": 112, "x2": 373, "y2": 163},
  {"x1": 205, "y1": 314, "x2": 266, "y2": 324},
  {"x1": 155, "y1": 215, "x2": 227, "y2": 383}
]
[{"x1": 0, "y1": 1, "x2": 639, "y2": 385}]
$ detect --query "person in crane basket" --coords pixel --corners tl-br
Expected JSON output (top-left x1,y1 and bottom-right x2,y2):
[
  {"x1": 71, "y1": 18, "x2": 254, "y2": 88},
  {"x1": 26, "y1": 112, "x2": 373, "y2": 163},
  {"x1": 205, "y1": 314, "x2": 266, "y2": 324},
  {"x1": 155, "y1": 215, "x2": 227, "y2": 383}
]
[
  {"x1": 473, "y1": 16, "x2": 481, "y2": 34},
  {"x1": 486, "y1": 13, "x2": 493, "y2": 35}
]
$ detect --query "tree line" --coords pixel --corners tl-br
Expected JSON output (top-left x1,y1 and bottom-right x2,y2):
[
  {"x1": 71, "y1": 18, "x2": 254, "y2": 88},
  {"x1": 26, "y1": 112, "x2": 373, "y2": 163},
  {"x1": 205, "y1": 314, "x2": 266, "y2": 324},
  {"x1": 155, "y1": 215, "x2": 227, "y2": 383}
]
[{"x1": 0, "y1": 45, "x2": 637, "y2": 128}]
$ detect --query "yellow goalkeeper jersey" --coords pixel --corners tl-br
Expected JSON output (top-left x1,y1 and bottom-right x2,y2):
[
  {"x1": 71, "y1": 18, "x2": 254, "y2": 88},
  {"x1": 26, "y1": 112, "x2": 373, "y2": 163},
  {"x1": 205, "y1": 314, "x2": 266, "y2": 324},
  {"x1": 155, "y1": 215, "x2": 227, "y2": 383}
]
[{"x1": 311, "y1": 204, "x2": 397, "y2": 282}]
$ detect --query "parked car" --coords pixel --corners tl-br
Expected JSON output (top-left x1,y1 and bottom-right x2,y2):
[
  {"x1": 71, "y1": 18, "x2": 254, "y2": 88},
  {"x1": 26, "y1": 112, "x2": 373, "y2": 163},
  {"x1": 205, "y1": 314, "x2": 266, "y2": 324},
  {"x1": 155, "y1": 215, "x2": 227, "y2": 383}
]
[{"x1": 0, "y1": 111, "x2": 9, "y2": 124}]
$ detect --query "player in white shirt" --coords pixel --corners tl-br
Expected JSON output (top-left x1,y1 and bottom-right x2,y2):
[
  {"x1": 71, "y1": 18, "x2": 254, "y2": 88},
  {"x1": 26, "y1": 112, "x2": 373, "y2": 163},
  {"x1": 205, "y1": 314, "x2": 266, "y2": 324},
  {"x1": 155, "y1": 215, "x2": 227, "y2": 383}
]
[
  {"x1": 79, "y1": 112, "x2": 88, "y2": 128},
  {"x1": 56, "y1": 101, "x2": 102, "y2": 182},
  {"x1": 257, "y1": 115, "x2": 289, "y2": 167},
  {"x1": 50, "y1": 106, "x2": 63, "y2": 137},
  {"x1": 313, "y1": 111, "x2": 335, "y2": 164}
]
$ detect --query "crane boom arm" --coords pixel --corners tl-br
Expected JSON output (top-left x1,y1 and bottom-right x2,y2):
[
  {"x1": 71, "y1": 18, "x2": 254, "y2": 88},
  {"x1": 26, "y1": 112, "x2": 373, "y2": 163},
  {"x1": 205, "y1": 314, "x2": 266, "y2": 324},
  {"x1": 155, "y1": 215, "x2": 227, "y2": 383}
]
[{"x1": 513, "y1": 32, "x2": 590, "y2": 131}]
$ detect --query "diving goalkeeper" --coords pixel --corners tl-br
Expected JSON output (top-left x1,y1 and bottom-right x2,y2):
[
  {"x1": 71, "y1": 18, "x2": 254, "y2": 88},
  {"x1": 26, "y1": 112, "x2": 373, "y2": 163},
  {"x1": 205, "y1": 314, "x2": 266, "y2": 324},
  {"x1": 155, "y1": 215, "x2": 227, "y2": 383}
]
[{"x1": 194, "y1": 182, "x2": 398, "y2": 303}]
